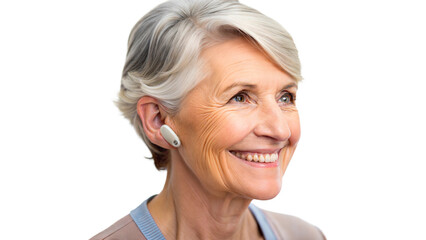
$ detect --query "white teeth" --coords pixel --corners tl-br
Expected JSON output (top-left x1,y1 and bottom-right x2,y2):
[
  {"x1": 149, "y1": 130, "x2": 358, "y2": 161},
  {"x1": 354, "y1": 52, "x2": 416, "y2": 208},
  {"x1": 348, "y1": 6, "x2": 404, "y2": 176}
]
[
  {"x1": 265, "y1": 154, "x2": 270, "y2": 162},
  {"x1": 231, "y1": 151, "x2": 279, "y2": 163}
]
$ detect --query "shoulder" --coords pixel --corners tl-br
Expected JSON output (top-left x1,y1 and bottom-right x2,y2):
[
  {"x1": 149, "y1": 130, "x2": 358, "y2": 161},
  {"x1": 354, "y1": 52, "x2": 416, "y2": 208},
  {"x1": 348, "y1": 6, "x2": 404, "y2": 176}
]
[
  {"x1": 90, "y1": 214, "x2": 146, "y2": 240},
  {"x1": 262, "y1": 209, "x2": 326, "y2": 240}
]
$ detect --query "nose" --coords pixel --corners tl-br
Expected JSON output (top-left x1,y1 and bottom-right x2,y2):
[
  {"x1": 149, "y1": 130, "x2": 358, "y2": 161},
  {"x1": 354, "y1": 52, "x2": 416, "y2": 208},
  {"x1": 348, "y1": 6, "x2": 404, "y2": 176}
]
[{"x1": 253, "y1": 100, "x2": 292, "y2": 142}]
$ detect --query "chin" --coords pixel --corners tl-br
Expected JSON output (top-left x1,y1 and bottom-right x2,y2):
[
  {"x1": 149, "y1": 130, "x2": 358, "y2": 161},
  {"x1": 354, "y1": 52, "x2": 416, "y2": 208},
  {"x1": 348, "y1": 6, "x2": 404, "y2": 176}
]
[{"x1": 238, "y1": 179, "x2": 282, "y2": 200}]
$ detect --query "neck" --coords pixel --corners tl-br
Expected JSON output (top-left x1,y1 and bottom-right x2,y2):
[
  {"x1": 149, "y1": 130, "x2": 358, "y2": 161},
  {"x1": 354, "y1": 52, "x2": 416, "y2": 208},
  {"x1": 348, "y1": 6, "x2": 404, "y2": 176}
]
[{"x1": 148, "y1": 151, "x2": 263, "y2": 240}]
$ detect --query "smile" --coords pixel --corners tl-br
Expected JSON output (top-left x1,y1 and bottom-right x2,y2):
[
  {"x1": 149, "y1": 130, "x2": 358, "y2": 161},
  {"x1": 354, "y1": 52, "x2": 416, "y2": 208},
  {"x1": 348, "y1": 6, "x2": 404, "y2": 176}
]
[{"x1": 229, "y1": 151, "x2": 279, "y2": 163}]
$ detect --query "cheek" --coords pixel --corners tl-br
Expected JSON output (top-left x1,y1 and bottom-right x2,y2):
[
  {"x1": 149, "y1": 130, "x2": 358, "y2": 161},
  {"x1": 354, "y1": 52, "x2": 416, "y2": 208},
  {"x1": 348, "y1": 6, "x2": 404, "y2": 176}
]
[
  {"x1": 288, "y1": 113, "x2": 301, "y2": 145},
  {"x1": 212, "y1": 111, "x2": 255, "y2": 148},
  {"x1": 197, "y1": 109, "x2": 257, "y2": 191},
  {"x1": 175, "y1": 105, "x2": 243, "y2": 186},
  {"x1": 280, "y1": 113, "x2": 301, "y2": 174}
]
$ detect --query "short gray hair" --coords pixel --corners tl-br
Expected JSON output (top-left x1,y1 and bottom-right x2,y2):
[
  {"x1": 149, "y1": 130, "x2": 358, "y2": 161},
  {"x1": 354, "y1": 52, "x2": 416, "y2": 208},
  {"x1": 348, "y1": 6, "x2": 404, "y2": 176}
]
[{"x1": 116, "y1": 0, "x2": 302, "y2": 170}]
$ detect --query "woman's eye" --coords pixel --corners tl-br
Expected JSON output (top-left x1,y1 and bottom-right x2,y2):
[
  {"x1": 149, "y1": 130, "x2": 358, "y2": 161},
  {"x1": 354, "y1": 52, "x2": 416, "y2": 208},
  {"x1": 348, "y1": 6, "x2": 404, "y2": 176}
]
[
  {"x1": 278, "y1": 92, "x2": 294, "y2": 104},
  {"x1": 230, "y1": 92, "x2": 248, "y2": 103},
  {"x1": 233, "y1": 94, "x2": 245, "y2": 102}
]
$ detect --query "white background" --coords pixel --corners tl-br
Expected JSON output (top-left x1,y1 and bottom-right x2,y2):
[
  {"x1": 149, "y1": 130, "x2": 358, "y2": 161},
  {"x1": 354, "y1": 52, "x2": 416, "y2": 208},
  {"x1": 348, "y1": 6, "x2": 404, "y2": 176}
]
[{"x1": 1, "y1": 0, "x2": 425, "y2": 239}]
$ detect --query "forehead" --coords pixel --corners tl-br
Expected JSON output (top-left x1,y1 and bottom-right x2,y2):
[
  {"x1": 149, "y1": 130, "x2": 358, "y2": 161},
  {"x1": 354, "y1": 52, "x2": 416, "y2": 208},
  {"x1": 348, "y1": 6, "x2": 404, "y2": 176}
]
[{"x1": 199, "y1": 37, "x2": 295, "y2": 91}]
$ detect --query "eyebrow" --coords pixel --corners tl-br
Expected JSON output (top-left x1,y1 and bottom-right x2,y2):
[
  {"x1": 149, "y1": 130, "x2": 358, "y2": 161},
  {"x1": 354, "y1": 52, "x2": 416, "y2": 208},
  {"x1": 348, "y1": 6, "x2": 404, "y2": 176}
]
[
  {"x1": 222, "y1": 81, "x2": 298, "y2": 93},
  {"x1": 222, "y1": 82, "x2": 257, "y2": 93},
  {"x1": 282, "y1": 82, "x2": 298, "y2": 90}
]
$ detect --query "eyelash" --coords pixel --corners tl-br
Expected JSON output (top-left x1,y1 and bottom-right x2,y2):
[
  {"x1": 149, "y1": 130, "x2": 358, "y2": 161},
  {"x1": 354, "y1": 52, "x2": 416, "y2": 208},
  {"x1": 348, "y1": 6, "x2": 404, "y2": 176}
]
[{"x1": 228, "y1": 91, "x2": 296, "y2": 105}]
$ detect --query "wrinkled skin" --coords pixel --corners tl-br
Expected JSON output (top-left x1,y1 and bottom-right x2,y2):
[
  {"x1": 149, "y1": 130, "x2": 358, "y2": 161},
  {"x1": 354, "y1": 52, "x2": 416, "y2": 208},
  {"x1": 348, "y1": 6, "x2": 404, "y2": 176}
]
[
  {"x1": 148, "y1": 37, "x2": 301, "y2": 239},
  {"x1": 170, "y1": 37, "x2": 301, "y2": 200}
]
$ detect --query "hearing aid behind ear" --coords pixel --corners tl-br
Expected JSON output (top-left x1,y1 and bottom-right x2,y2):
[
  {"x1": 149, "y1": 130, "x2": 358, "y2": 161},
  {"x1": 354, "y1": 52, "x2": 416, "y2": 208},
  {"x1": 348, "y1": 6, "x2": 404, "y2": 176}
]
[{"x1": 160, "y1": 125, "x2": 181, "y2": 147}]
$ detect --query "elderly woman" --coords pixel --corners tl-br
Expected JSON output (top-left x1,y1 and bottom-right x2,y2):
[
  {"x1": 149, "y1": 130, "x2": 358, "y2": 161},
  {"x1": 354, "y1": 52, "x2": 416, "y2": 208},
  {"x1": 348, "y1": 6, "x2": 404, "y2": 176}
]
[{"x1": 91, "y1": 0, "x2": 324, "y2": 239}]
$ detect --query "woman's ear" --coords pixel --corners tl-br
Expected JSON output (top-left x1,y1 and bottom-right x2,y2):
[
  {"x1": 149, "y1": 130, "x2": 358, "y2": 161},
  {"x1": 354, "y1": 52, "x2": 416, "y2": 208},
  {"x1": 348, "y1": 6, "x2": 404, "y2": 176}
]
[{"x1": 136, "y1": 96, "x2": 175, "y2": 149}]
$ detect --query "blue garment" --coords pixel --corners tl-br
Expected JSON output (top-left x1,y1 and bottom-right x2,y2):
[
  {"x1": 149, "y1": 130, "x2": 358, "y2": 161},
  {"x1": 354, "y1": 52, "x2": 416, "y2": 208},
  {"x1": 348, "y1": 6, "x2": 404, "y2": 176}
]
[{"x1": 130, "y1": 196, "x2": 276, "y2": 240}]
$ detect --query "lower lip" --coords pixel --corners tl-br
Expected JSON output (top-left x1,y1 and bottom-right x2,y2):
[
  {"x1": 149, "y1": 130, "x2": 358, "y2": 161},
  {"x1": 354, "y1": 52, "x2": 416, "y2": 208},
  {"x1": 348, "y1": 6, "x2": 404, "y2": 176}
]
[{"x1": 228, "y1": 151, "x2": 280, "y2": 168}]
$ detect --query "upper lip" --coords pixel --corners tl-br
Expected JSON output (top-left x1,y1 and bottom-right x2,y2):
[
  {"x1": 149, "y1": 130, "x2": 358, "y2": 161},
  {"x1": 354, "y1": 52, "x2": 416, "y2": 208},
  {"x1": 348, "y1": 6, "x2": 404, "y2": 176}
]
[{"x1": 229, "y1": 148, "x2": 282, "y2": 154}]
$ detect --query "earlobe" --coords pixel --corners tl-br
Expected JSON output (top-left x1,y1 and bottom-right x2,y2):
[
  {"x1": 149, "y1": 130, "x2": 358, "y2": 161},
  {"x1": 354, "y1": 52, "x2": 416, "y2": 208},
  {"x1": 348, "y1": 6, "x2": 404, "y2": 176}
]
[{"x1": 136, "y1": 97, "x2": 179, "y2": 149}]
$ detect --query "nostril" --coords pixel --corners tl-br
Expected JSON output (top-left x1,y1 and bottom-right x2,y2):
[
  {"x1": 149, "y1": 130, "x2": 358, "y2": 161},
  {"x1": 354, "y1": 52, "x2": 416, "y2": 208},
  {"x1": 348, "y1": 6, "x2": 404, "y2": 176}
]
[{"x1": 254, "y1": 116, "x2": 291, "y2": 141}]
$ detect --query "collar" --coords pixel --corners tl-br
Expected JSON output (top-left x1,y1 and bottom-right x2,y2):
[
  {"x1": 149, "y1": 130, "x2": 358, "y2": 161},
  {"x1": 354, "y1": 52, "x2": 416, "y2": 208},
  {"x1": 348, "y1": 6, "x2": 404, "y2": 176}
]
[{"x1": 130, "y1": 195, "x2": 276, "y2": 240}]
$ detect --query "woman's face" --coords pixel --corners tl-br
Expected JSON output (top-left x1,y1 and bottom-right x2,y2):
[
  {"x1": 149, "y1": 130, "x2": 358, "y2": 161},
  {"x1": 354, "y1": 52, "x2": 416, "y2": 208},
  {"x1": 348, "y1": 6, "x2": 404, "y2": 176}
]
[{"x1": 172, "y1": 37, "x2": 300, "y2": 200}]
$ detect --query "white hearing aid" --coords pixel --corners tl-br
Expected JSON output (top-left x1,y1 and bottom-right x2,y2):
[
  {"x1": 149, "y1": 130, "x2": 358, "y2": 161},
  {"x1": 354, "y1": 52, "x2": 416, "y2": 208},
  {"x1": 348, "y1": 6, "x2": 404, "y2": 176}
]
[{"x1": 160, "y1": 125, "x2": 181, "y2": 147}]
